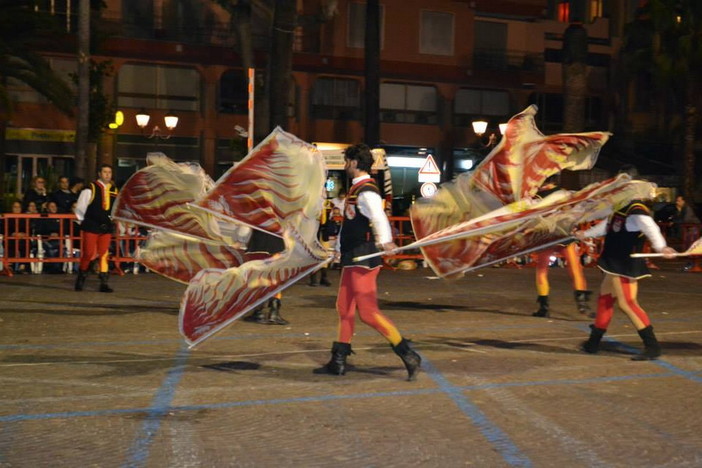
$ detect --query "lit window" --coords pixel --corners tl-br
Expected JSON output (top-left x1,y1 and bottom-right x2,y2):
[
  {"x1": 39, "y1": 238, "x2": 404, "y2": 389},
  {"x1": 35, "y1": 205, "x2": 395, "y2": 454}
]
[
  {"x1": 589, "y1": 0, "x2": 603, "y2": 21},
  {"x1": 558, "y1": 1, "x2": 570, "y2": 22}
]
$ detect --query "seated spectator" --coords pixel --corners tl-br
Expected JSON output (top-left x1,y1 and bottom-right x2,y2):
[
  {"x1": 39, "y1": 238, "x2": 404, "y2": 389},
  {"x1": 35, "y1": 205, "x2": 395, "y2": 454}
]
[
  {"x1": 51, "y1": 176, "x2": 78, "y2": 214},
  {"x1": 5, "y1": 201, "x2": 30, "y2": 273},
  {"x1": 22, "y1": 176, "x2": 49, "y2": 212},
  {"x1": 34, "y1": 201, "x2": 63, "y2": 273}
]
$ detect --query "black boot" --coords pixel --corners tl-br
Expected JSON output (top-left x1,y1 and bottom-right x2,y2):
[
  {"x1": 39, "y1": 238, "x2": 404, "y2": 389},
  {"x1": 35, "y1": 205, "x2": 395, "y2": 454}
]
[
  {"x1": 308, "y1": 271, "x2": 319, "y2": 286},
  {"x1": 631, "y1": 325, "x2": 662, "y2": 361},
  {"x1": 575, "y1": 290, "x2": 593, "y2": 317},
  {"x1": 532, "y1": 295, "x2": 549, "y2": 317},
  {"x1": 98, "y1": 273, "x2": 113, "y2": 293},
  {"x1": 243, "y1": 305, "x2": 269, "y2": 323},
  {"x1": 319, "y1": 268, "x2": 331, "y2": 287},
  {"x1": 267, "y1": 298, "x2": 289, "y2": 325},
  {"x1": 74, "y1": 270, "x2": 88, "y2": 291},
  {"x1": 581, "y1": 325, "x2": 606, "y2": 354},
  {"x1": 392, "y1": 338, "x2": 421, "y2": 381},
  {"x1": 313, "y1": 342, "x2": 353, "y2": 375}
]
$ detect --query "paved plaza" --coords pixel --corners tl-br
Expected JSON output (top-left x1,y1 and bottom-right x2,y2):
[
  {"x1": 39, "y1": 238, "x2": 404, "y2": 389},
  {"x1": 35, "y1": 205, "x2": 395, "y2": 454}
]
[{"x1": 1, "y1": 262, "x2": 701, "y2": 467}]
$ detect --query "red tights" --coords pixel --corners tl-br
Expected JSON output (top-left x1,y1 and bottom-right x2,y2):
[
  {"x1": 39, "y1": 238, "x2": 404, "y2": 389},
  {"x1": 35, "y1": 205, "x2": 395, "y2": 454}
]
[
  {"x1": 336, "y1": 266, "x2": 402, "y2": 345},
  {"x1": 594, "y1": 274, "x2": 651, "y2": 331}
]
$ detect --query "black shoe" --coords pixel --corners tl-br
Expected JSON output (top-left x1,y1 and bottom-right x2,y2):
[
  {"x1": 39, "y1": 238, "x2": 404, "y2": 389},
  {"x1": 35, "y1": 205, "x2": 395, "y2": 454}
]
[
  {"x1": 74, "y1": 270, "x2": 88, "y2": 291},
  {"x1": 243, "y1": 305, "x2": 268, "y2": 323},
  {"x1": 631, "y1": 325, "x2": 661, "y2": 361},
  {"x1": 581, "y1": 324, "x2": 606, "y2": 354},
  {"x1": 392, "y1": 338, "x2": 421, "y2": 381},
  {"x1": 320, "y1": 279, "x2": 332, "y2": 287},
  {"x1": 532, "y1": 295, "x2": 549, "y2": 317},
  {"x1": 313, "y1": 342, "x2": 353, "y2": 375},
  {"x1": 575, "y1": 290, "x2": 593, "y2": 317},
  {"x1": 267, "y1": 298, "x2": 289, "y2": 325},
  {"x1": 98, "y1": 273, "x2": 113, "y2": 293}
]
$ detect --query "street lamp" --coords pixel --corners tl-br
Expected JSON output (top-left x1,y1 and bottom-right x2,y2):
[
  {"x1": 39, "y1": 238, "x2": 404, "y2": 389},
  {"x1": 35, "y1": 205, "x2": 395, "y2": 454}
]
[
  {"x1": 135, "y1": 109, "x2": 178, "y2": 139},
  {"x1": 472, "y1": 119, "x2": 497, "y2": 148}
]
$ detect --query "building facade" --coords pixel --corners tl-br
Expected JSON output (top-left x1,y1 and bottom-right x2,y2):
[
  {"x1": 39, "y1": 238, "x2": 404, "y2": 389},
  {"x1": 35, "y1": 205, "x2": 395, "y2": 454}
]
[{"x1": 6, "y1": 0, "x2": 647, "y2": 208}]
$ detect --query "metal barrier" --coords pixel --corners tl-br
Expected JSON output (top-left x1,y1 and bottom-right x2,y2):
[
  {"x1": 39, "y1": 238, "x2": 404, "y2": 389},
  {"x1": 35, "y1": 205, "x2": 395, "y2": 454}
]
[
  {"x1": 1, "y1": 214, "x2": 699, "y2": 275},
  {"x1": 0, "y1": 214, "x2": 147, "y2": 277}
]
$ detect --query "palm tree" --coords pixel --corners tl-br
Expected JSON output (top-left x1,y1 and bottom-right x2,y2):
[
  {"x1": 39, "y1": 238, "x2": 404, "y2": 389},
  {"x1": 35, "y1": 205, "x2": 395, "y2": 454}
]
[
  {"x1": 623, "y1": 0, "x2": 702, "y2": 200},
  {"x1": 0, "y1": 1, "x2": 74, "y2": 205}
]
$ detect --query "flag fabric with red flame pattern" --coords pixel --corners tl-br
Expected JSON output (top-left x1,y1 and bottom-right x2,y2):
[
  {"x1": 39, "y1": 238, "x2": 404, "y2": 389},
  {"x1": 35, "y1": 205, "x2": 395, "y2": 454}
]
[{"x1": 114, "y1": 128, "x2": 329, "y2": 346}]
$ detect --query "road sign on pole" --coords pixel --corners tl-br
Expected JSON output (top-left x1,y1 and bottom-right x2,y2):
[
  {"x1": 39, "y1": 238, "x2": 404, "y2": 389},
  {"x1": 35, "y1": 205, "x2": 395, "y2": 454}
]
[{"x1": 418, "y1": 154, "x2": 441, "y2": 183}]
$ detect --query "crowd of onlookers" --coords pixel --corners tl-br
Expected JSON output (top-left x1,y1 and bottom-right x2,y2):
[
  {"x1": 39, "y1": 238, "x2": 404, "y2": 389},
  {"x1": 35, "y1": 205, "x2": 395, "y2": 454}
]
[{"x1": 0, "y1": 175, "x2": 147, "y2": 274}]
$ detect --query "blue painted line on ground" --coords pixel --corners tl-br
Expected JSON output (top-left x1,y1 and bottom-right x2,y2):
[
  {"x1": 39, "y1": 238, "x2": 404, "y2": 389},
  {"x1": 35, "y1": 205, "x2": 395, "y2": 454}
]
[
  {"x1": 121, "y1": 343, "x2": 191, "y2": 468},
  {"x1": 0, "y1": 371, "x2": 683, "y2": 425},
  {"x1": 421, "y1": 357, "x2": 533, "y2": 467}
]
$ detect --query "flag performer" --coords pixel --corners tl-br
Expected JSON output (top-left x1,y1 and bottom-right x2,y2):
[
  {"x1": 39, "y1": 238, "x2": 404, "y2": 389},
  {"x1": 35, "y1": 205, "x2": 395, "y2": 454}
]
[
  {"x1": 74, "y1": 164, "x2": 119, "y2": 293},
  {"x1": 575, "y1": 165, "x2": 677, "y2": 360},
  {"x1": 531, "y1": 175, "x2": 591, "y2": 318},
  {"x1": 314, "y1": 143, "x2": 421, "y2": 381}
]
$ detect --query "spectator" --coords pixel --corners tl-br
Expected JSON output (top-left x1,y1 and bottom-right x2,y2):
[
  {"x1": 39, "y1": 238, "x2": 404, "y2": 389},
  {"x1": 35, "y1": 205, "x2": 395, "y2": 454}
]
[
  {"x1": 51, "y1": 176, "x2": 78, "y2": 214},
  {"x1": 672, "y1": 195, "x2": 700, "y2": 225},
  {"x1": 22, "y1": 176, "x2": 49, "y2": 212},
  {"x1": 331, "y1": 189, "x2": 346, "y2": 212},
  {"x1": 34, "y1": 201, "x2": 63, "y2": 273},
  {"x1": 5, "y1": 201, "x2": 30, "y2": 273}
]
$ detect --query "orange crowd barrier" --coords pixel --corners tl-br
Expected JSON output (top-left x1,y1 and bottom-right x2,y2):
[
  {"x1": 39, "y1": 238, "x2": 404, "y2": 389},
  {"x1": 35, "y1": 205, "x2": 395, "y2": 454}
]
[
  {"x1": 0, "y1": 214, "x2": 147, "y2": 277},
  {"x1": 2, "y1": 214, "x2": 699, "y2": 276}
]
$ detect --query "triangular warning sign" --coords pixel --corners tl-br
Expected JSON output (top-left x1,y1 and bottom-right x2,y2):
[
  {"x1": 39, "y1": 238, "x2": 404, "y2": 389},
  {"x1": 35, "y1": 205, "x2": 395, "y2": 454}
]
[{"x1": 419, "y1": 155, "x2": 440, "y2": 175}]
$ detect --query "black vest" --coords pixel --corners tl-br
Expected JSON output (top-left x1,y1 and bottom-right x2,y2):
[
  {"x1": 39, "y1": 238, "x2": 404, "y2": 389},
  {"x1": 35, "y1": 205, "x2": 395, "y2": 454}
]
[
  {"x1": 340, "y1": 178, "x2": 382, "y2": 268},
  {"x1": 82, "y1": 182, "x2": 118, "y2": 234},
  {"x1": 598, "y1": 201, "x2": 651, "y2": 279}
]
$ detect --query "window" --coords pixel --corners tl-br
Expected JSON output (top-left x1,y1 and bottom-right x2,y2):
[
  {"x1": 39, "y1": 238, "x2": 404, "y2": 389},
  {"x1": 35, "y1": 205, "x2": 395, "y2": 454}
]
[
  {"x1": 348, "y1": 2, "x2": 384, "y2": 49},
  {"x1": 454, "y1": 89, "x2": 510, "y2": 127},
  {"x1": 589, "y1": 0, "x2": 604, "y2": 21},
  {"x1": 311, "y1": 77, "x2": 361, "y2": 120},
  {"x1": 558, "y1": 1, "x2": 570, "y2": 22},
  {"x1": 474, "y1": 21, "x2": 508, "y2": 70},
  {"x1": 420, "y1": 11, "x2": 454, "y2": 56},
  {"x1": 219, "y1": 69, "x2": 249, "y2": 114},
  {"x1": 380, "y1": 83, "x2": 437, "y2": 125},
  {"x1": 117, "y1": 63, "x2": 200, "y2": 111}
]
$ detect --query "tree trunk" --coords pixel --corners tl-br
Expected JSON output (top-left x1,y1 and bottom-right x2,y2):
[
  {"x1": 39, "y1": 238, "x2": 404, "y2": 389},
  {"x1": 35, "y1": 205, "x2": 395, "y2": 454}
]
[
  {"x1": 75, "y1": 0, "x2": 90, "y2": 181},
  {"x1": 364, "y1": 0, "x2": 380, "y2": 147},
  {"x1": 683, "y1": 102, "x2": 696, "y2": 201},
  {"x1": 561, "y1": 22, "x2": 588, "y2": 190},
  {"x1": 268, "y1": 0, "x2": 296, "y2": 131},
  {"x1": 0, "y1": 118, "x2": 7, "y2": 208},
  {"x1": 233, "y1": 1, "x2": 254, "y2": 72}
]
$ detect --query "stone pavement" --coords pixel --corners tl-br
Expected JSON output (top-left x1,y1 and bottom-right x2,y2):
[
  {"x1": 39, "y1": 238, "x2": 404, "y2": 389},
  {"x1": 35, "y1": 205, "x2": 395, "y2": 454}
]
[{"x1": 1, "y1": 262, "x2": 701, "y2": 467}]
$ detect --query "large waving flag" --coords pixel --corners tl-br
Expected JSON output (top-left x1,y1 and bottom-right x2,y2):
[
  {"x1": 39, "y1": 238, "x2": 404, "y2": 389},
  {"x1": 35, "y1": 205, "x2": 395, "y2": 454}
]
[
  {"x1": 408, "y1": 105, "x2": 645, "y2": 278},
  {"x1": 114, "y1": 127, "x2": 328, "y2": 346}
]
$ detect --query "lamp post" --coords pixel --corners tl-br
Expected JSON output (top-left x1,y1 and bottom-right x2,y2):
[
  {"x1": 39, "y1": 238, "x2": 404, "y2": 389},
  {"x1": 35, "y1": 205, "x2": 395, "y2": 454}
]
[
  {"x1": 471, "y1": 119, "x2": 508, "y2": 150},
  {"x1": 135, "y1": 110, "x2": 178, "y2": 148}
]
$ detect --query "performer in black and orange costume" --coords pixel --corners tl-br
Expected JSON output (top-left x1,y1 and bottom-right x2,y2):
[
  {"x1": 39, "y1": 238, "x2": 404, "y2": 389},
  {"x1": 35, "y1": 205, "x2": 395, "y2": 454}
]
[
  {"x1": 242, "y1": 229, "x2": 288, "y2": 325},
  {"x1": 74, "y1": 164, "x2": 119, "y2": 292},
  {"x1": 532, "y1": 175, "x2": 592, "y2": 318},
  {"x1": 576, "y1": 165, "x2": 676, "y2": 360},
  {"x1": 314, "y1": 143, "x2": 421, "y2": 381}
]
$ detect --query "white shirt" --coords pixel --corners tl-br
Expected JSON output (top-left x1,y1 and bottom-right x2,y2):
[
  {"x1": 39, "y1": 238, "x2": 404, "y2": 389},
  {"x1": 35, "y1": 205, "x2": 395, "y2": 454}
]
[
  {"x1": 583, "y1": 214, "x2": 668, "y2": 252},
  {"x1": 337, "y1": 175, "x2": 393, "y2": 250}
]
